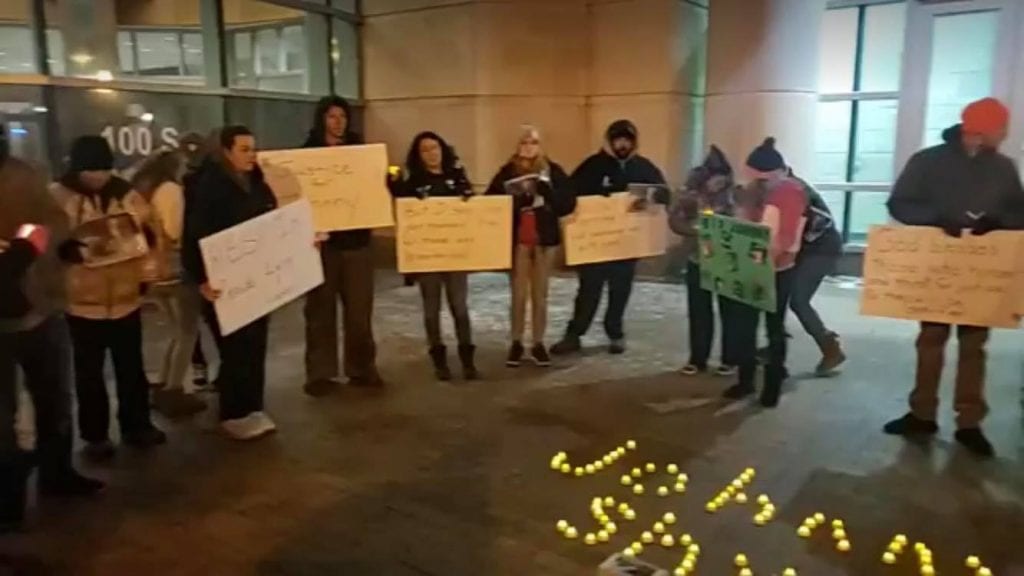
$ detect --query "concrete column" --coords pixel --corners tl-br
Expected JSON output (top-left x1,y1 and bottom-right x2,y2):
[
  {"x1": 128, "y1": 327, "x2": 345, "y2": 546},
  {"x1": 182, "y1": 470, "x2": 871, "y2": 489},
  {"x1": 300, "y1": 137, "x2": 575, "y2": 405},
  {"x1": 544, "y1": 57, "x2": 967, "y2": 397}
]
[
  {"x1": 588, "y1": 0, "x2": 708, "y2": 184},
  {"x1": 53, "y1": 0, "x2": 120, "y2": 78},
  {"x1": 361, "y1": 0, "x2": 590, "y2": 185},
  {"x1": 704, "y1": 0, "x2": 825, "y2": 177}
]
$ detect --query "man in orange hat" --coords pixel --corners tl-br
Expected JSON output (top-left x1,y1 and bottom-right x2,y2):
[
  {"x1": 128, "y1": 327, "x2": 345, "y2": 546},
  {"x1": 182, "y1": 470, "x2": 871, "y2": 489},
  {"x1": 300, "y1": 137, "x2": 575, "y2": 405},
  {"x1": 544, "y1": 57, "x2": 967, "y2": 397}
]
[{"x1": 885, "y1": 97, "x2": 1024, "y2": 457}]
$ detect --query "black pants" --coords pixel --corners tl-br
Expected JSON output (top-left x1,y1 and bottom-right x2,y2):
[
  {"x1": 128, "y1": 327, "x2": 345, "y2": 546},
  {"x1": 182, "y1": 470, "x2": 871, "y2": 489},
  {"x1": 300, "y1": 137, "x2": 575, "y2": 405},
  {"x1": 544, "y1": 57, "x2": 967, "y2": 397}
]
[
  {"x1": 765, "y1": 268, "x2": 797, "y2": 374},
  {"x1": 213, "y1": 315, "x2": 269, "y2": 421},
  {"x1": 67, "y1": 311, "x2": 153, "y2": 443},
  {"x1": 566, "y1": 259, "x2": 637, "y2": 340},
  {"x1": 686, "y1": 260, "x2": 739, "y2": 368},
  {"x1": 0, "y1": 315, "x2": 75, "y2": 483}
]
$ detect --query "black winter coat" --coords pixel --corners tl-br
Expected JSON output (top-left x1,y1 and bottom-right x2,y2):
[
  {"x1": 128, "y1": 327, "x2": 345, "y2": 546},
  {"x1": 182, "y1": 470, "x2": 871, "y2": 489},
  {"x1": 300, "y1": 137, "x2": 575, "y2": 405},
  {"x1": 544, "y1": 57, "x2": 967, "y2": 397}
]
[
  {"x1": 389, "y1": 166, "x2": 473, "y2": 199},
  {"x1": 484, "y1": 160, "x2": 576, "y2": 247},
  {"x1": 571, "y1": 149, "x2": 667, "y2": 197},
  {"x1": 182, "y1": 162, "x2": 278, "y2": 284}
]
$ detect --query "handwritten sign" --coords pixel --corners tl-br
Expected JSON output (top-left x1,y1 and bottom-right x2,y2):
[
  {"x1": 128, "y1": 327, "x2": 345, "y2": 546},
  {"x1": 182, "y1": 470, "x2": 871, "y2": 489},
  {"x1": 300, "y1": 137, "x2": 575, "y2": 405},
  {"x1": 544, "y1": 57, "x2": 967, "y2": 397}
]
[
  {"x1": 259, "y1": 144, "x2": 395, "y2": 232},
  {"x1": 861, "y1": 225, "x2": 1024, "y2": 328},
  {"x1": 200, "y1": 199, "x2": 324, "y2": 336},
  {"x1": 395, "y1": 196, "x2": 513, "y2": 273},
  {"x1": 562, "y1": 192, "x2": 668, "y2": 266},
  {"x1": 699, "y1": 214, "x2": 776, "y2": 312}
]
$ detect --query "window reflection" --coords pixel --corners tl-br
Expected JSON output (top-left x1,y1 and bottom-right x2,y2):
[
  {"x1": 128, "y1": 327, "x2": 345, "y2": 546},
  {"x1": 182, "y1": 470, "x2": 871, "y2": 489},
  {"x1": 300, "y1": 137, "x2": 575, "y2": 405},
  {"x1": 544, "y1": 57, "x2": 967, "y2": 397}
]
[{"x1": 226, "y1": 0, "x2": 311, "y2": 93}]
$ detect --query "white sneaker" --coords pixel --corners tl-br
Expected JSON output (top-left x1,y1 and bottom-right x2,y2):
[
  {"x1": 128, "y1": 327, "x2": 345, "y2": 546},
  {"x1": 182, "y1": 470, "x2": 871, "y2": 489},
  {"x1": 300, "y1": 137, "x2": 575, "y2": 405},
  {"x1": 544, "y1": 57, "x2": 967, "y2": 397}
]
[
  {"x1": 251, "y1": 412, "x2": 277, "y2": 436},
  {"x1": 220, "y1": 413, "x2": 265, "y2": 441}
]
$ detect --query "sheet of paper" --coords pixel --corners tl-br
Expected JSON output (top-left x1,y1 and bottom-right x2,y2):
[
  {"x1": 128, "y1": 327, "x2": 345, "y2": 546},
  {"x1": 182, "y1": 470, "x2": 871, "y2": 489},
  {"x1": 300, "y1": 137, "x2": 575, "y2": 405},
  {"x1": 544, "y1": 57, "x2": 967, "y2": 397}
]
[
  {"x1": 200, "y1": 199, "x2": 324, "y2": 336},
  {"x1": 861, "y1": 225, "x2": 1024, "y2": 328},
  {"x1": 395, "y1": 196, "x2": 513, "y2": 274},
  {"x1": 562, "y1": 192, "x2": 669, "y2": 266},
  {"x1": 259, "y1": 144, "x2": 395, "y2": 232}
]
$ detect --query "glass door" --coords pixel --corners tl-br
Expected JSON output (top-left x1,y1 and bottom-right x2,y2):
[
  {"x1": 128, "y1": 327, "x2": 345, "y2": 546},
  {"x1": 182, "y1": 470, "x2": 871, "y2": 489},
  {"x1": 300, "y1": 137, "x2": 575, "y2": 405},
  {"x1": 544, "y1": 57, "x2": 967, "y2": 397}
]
[{"x1": 893, "y1": 0, "x2": 1022, "y2": 169}]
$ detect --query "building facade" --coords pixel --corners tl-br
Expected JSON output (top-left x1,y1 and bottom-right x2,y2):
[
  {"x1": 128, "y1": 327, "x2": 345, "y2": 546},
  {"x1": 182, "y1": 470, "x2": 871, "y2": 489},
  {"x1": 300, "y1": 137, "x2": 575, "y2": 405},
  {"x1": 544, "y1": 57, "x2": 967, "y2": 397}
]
[{"x1": 2, "y1": 0, "x2": 1023, "y2": 249}]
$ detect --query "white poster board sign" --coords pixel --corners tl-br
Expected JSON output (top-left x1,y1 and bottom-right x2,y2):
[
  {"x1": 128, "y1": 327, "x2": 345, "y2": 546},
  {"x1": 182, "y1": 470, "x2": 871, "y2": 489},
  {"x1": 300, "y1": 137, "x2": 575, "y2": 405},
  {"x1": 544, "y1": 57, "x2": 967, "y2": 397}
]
[
  {"x1": 562, "y1": 192, "x2": 669, "y2": 266},
  {"x1": 259, "y1": 144, "x2": 395, "y2": 232},
  {"x1": 200, "y1": 199, "x2": 324, "y2": 335},
  {"x1": 395, "y1": 196, "x2": 513, "y2": 273}
]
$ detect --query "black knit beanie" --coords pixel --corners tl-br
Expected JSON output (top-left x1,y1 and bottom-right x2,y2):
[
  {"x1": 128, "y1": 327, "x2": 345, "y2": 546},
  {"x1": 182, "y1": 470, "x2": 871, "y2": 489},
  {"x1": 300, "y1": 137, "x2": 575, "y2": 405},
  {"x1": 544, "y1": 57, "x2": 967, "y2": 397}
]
[
  {"x1": 745, "y1": 137, "x2": 786, "y2": 174},
  {"x1": 606, "y1": 119, "x2": 638, "y2": 143},
  {"x1": 69, "y1": 135, "x2": 114, "y2": 172}
]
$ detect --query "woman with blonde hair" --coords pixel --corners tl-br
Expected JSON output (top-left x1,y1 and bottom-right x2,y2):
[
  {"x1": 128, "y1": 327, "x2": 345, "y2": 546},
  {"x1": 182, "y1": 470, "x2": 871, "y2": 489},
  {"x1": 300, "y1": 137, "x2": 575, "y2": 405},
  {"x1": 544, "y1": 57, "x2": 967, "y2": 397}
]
[
  {"x1": 486, "y1": 126, "x2": 576, "y2": 367},
  {"x1": 131, "y1": 149, "x2": 207, "y2": 418}
]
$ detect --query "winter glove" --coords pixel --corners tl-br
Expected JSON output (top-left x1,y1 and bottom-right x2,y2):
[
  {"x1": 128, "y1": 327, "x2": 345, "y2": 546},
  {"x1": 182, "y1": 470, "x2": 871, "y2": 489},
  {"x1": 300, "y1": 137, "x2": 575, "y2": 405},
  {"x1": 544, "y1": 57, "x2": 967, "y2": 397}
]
[
  {"x1": 57, "y1": 239, "x2": 87, "y2": 264},
  {"x1": 937, "y1": 219, "x2": 962, "y2": 237},
  {"x1": 970, "y1": 215, "x2": 1000, "y2": 236}
]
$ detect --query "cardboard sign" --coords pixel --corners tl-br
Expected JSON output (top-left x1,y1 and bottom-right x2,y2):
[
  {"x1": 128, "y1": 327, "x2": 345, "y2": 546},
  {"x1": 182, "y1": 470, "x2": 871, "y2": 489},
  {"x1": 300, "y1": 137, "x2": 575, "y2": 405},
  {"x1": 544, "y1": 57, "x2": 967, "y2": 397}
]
[
  {"x1": 200, "y1": 199, "x2": 324, "y2": 335},
  {"x1": 562, "y1": 192, "x2": 668, "y2": 266},
  {"x1": 861, "y1": 225, "x2": 1024, "y2": 328},
  {"x1": 259, "y1": 144, "x2": 395, "y2": 232},
  {"x1": 74, "y1": 213, "x2": 149, "y2": 268},
  {"x1": 395, "y1": 196, "x2": 513, "y2": 273},
  {"x1": 698, "y1": 214, "x2": 776, "y2": 312}
]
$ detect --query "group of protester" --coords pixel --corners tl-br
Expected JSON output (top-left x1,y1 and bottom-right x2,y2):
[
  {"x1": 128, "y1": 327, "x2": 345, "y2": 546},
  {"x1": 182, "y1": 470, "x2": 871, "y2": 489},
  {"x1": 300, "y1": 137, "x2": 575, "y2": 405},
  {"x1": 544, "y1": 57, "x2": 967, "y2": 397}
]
[{"x1": 0, "y1": 95, "x2": 1019, "y2": 532}]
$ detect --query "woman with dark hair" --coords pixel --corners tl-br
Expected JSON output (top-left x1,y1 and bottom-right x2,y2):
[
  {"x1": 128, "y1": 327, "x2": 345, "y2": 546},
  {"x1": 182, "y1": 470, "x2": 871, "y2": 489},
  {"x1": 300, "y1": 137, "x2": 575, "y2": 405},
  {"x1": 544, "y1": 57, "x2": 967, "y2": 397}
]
[
  {"x1": 390, "y1": 131, "x2": 479, "y2": 381},
  {"x1": 53, "y1": 135, "x2": 166, "y2": 458},
  {"x1": 485, "y1": 125, "x2": 575, "y2": 367},
  {"x1": 301, "y1": 96, "x2": 384, "y2": 397},
  {"x1": 183, "y1": 125, "x2": 278, "y2": 440},
  {"x1": 132, "y1": 150, "x2": 207, "y2": 418}
]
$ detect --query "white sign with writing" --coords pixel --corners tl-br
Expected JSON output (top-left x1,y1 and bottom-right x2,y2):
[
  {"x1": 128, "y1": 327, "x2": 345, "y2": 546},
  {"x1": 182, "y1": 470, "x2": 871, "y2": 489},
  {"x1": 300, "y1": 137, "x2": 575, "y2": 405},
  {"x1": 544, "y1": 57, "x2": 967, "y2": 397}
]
[
  {"x1": 562, "y1": 192, "x2": 669, "y2": 266},
  {"x1": 395, "y1": 196, "x2": 513, "y2": 273},
  {"x1": 259, "y1": 144, "x2": 395, "y2": 232},
  {"x1": 861, "y1": 225, "x2": 1024, "y2": 328},
  {"x1": 200, "y1": 199, "x2": 324, "y2": 336}
]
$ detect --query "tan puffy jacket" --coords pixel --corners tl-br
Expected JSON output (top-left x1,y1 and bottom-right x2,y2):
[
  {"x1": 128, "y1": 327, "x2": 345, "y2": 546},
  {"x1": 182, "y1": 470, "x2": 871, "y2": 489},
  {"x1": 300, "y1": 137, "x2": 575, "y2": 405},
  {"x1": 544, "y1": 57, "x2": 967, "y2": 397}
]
[{"x1": 52, "y1": 178, "x2": 152, "y2": 320}]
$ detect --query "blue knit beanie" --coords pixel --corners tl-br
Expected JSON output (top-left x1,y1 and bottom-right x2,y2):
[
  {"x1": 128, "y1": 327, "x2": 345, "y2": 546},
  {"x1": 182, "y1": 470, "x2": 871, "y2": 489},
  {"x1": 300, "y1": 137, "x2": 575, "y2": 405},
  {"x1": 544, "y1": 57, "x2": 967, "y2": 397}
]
[{"x1": 745, "y1": 137, "x2": 786, "y2": 174}]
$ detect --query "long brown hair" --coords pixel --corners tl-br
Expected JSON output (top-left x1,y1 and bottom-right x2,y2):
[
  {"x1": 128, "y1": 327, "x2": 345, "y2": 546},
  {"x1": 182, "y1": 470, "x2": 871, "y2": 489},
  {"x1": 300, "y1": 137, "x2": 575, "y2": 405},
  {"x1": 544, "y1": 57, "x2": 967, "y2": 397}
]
[{"x1": 131, "y1": 150, "x2": 184, "y2": 202}]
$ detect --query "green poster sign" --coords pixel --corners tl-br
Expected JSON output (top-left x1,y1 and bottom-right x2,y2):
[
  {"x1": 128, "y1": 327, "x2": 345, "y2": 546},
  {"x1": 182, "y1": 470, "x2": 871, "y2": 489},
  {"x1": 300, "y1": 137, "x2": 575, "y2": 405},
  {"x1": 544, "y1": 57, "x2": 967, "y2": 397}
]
[{"x1": 698, "y1": 213, "x2": 776, "y2": 312}]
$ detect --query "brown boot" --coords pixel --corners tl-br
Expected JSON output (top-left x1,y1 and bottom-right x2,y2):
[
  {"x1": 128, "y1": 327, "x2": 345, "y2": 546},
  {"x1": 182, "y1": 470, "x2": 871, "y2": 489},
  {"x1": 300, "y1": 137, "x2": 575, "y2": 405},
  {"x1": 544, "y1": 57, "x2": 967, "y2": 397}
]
[{"x1": 815, "y1": 332, "x2": 846, "y2": 375}]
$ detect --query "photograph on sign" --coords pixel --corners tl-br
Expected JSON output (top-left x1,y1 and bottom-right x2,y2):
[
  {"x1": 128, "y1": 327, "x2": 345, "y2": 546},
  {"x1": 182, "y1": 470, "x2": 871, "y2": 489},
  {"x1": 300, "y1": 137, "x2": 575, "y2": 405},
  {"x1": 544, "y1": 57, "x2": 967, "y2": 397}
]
[{"x1": 74, "y1": 213, "x2": 149, "y2": 268}]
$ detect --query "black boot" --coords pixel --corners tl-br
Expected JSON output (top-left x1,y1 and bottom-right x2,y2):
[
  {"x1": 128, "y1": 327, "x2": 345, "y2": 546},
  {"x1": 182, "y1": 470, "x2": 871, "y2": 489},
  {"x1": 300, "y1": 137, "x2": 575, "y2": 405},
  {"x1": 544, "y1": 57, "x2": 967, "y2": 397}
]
[
  {"x1": 760, "y1": 364, "x2": 784, "y2": 407},
  {"x1": 37, "y1": 430, "x2": 105, "y2": 498},
  {"x1": 429, "y1": 345, "x2": 452, "y2": 381},
  {"x1": 723, "y1": 363, "x2": 757, "y2": 400},
  {"x1": 0, "y1": 452, "x2": 31, "y2": 533},
  {"x1": 458, "y1": 344, "x2": 480, "y2": 381}
]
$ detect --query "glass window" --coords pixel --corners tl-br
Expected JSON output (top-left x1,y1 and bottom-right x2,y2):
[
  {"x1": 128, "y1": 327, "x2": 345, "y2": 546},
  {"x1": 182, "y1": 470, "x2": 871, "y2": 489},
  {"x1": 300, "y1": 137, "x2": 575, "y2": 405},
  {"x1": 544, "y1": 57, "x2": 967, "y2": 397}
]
[
  {"x1": 819, "y1": 190, "x2": 848, "y2": 239},
  {"x1": 847, "y1": 191, "x2": 890, "y2": 243},
  {"x1": 814, "y1": 101, "x2": 851, "y2": 182},
  {"x1": 46, "y1": 0, "x2": 204, "y2": 84},
  {"x1": 923, "y1": 10, "x2": 999, "y2": 146},
  {"x1": 818, "y1": 8, "x2": 857, "y2": 93},
  {"x1": 332, "y1": 18, "x2": 359, "y2": 99},
  {"x1": 852, "y1": 99, "x2": 898, "y2": 182},
  {"x1": 182, "y1": 32, "x2": 204, "y2": 76},
  {"x1": 0, "y1": 84, "x2": 50, "y2": 169},
  {"x1": 0, "y1": 24, "x2": 39, "y2": 74},
  {"x1": 332, "y1": 0, "x2": 358, "y2": 12},
  {"x1": 226, "y1": 1, "x2": 312, "y2": 93},
  {"x1": 860, "y1": 3, "x2": 906, "y2": 92}
]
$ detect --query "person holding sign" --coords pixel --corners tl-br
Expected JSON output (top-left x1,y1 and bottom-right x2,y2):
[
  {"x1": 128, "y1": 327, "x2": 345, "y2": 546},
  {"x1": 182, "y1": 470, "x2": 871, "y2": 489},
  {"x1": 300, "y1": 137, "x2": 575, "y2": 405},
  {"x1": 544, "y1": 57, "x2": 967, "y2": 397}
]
[
  {"x1": 183, "y1": 126, "x2": 279, "y2": 441},
  {"x1": 721, "y1": 138, "x2": 808, "y2": 407},
  {"x1": 53, "y1": 136, "x2": 167, "y2": 458},
  {"x1": 1, "y1": 129, "x2": 104, "y2": 532},
  {"x1": 669, "y1": 146, "x2": 739, "y2": 377},
  {"x1": 390, "y1": 132, "x2": 480, "y2": 381},
  {"x1": 883, "y1": 98, "x2": 1024, "y2": 457},
  {"x1": 485, "y1": 125, "x2": 576, "y2": 368},
  {"x1": 301, "y1": 96, "x2": 385, "y2": 397},
  {"x1": 551, "y1": 120, "x2": 667, "y2": 356}
]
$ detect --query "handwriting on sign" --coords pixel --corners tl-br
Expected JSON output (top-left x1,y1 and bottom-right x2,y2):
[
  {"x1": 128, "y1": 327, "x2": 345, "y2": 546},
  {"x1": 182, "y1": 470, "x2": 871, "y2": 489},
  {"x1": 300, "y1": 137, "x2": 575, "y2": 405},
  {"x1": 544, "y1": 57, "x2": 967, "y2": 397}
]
[
  {"x1": 258, "y1": 144, "x2": 394, "y2": 233},
  {"x1": 563, "y1": 193, "x2": 668, "y2": 266},
  {"x1": 199, "y1": 200, "x2": 324, "y2": 336},
  {"x1": 861, "y1": 225, "x2": 1024, "y2": 328},
  {"x1": 395, "y1": 196, "x2": 513, "y2": 274}
]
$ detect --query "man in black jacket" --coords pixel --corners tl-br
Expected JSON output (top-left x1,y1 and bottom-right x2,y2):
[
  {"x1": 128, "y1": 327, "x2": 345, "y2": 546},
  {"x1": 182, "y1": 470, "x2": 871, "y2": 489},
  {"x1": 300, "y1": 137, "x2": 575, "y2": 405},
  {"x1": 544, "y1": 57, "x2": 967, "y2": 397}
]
[
  {"x1": 302, "y1": 96, "x2": 384, "y2": 396},
  {"x1": 884, "y1": 97, "x2": 1024, "y2": 458},
  {"x1": 551, "y1": 120, "x2": 667, "y2": 355}
]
